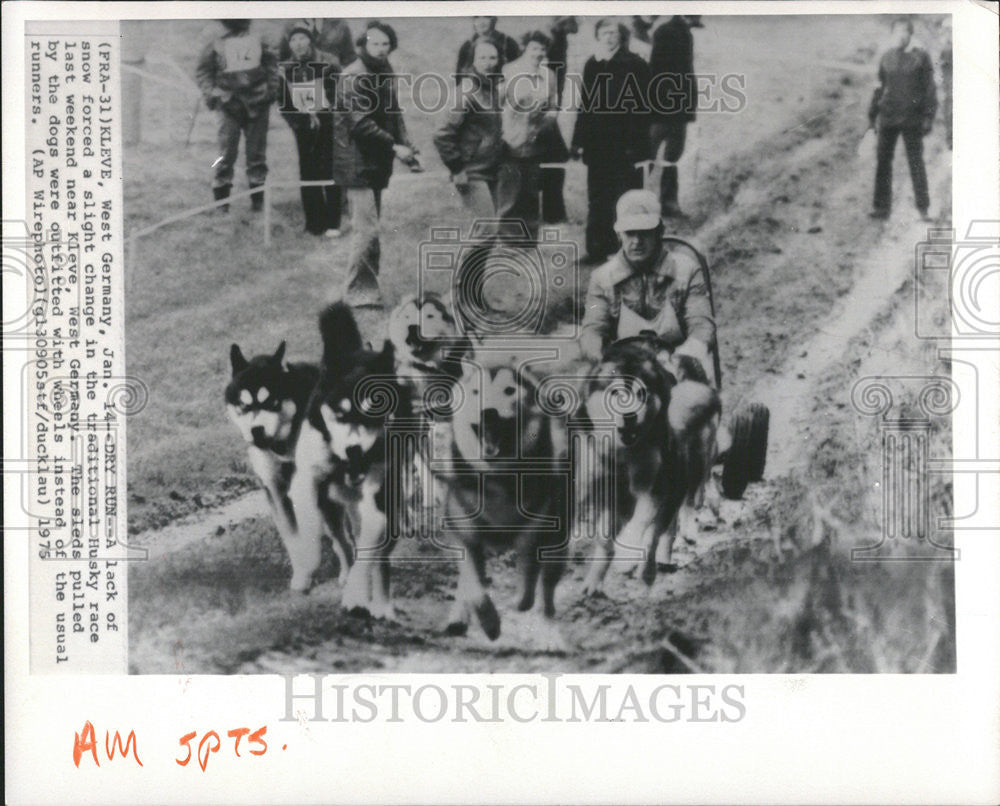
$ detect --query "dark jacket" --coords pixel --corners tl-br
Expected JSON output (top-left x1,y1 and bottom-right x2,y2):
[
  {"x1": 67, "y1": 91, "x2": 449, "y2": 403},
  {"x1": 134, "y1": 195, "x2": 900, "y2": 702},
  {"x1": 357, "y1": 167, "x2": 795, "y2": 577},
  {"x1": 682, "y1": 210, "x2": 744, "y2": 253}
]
[
  {"x1": 648, "y1": 16, "x2": 696, "y2": 122},
  {"x1": 196, "y1": 24, "x2": 278, "y2": 116},
  {"x1": 277, "y1": 48, "x2": 339, "y2": 131},
  {"x1": 571, "y1": 47, "x2": 651, "y2": 166},
  {"x1": 280, "y1": 18, "x2": 356, "y2": 67},
  {"x1": 868, "y1": 46, "x2": 937, "y2": 129},
  {"x1": 433, "y1": 73, "x2": 504, "y2": 181},
  {"x1": 455, "y1": 30, "x2": 521, "y2": 78},
  {"x1": 333, "y1": 53, "x2": 413, "y2": 190}
]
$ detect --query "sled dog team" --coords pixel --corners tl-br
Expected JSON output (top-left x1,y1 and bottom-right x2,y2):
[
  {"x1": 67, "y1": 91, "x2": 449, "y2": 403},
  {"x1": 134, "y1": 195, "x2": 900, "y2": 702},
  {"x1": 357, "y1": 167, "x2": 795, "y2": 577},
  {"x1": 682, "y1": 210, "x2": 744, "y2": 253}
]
[{"x1": 226, "y1": 294, "x2": 720, "y2": 643}]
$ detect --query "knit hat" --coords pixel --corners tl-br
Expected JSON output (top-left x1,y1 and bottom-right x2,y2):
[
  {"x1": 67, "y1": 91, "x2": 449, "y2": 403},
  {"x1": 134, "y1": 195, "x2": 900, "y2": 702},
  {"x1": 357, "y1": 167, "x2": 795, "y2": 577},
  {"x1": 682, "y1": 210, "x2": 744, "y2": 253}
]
[{"x1": 287, "y1": 23, "x2": 315, "y2": 42}]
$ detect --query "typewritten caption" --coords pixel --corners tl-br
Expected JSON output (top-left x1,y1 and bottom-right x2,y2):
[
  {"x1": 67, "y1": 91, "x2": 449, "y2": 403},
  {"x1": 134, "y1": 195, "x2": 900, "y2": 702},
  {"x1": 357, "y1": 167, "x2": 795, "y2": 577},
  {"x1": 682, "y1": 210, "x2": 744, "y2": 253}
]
[{"x1": 26, "y1": 34, "x2": 128, "y2": 673}]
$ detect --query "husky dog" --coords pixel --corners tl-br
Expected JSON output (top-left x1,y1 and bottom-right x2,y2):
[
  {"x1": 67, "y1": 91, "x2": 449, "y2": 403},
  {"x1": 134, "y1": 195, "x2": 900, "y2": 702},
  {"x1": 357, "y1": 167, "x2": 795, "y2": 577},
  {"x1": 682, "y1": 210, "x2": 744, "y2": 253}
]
[
  {"x1": 435, "y1": 341, "x2": 569, "y2": 646},
  {"x1": 577, "y1": 334, "x2": 720, "y2": 591},
  {"x1": 289, "y1": 303, "x2": 407, "y2": 614},
  {"x1": 225, "y1": 342, "x2": 352, "y2": 588},
  {"x1": 386, "y1": 292, "x2": 475, "y2": 535}
]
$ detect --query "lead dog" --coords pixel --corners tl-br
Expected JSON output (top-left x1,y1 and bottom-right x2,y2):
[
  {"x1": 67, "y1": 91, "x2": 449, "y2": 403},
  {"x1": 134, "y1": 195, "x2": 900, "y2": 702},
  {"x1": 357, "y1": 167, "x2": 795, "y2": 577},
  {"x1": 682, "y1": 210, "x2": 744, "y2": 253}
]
[
  {"x1": 289, "y1": 303, "x2": 407, "y2": 613},
  {"x1": 577, "y1": 335, "x2": 721, "y2": 591},
  {"x1": 225, "y1": 342, "x2": 352, "y2": 589},
  {"x1": 434, "y1": 341, "x2": 569, "y2": 646}
]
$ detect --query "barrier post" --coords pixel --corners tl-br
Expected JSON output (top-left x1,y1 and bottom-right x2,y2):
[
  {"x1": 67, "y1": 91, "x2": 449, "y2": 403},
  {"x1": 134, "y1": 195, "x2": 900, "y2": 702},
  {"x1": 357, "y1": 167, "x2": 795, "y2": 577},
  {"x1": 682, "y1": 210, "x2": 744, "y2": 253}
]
[{"x1": 263, "y1": 184, "x2": 271, "y2": 247}]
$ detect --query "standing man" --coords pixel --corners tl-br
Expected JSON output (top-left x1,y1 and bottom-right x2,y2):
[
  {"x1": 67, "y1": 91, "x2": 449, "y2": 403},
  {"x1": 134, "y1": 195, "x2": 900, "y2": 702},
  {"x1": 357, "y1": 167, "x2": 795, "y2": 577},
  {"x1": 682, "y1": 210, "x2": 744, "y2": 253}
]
[
  {"x1": 434, "y1": 40, "x2": 504, "y2": 220},
  {"x1": 434, "y1": 40, "x2": 505, "y2": 330},
  {"x1": 333, "y1": 21, "x2": 417, "y2": 311},
  {"x1": 196, "y1": 19, "x2": 278, "y2": 211},
  {"x1": 540, "y1": 16, "x2": 578, "y2": 224},
  {"x1": 455, "y1": 17, "x2": 521, "y2": 79},
  {"x1": 277, "y1": 24, "x2": 342, "y2": 237},
  {"x1": 498, "y1": 31, "x2": 560, "y2": 242},
  {"x1": 571, "y1": 18, "x2": 650, "y2": 265},
  {"x1": 647, "y1": 15, "x2": 698, "y2": 218},
  {"x1": 868, "y1": 17, "x2": 937, "y2": 221}
]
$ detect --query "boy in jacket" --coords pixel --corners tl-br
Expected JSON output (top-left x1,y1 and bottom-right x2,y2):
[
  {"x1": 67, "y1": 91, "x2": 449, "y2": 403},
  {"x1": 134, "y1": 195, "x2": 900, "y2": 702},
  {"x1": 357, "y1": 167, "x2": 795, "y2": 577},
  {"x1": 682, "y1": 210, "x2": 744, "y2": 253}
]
[
  {"x1": 868, "y1": 18, "x2": 937, "y2": 220},
  {"x1": 277, "y1": 25, "x2": 342, "y2": 236}
]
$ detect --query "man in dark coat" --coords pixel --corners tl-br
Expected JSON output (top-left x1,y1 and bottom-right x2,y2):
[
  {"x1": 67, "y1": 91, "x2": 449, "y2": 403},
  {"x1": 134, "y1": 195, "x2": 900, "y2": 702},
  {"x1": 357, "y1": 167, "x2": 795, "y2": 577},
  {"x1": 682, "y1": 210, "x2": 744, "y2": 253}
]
[
  {"x1": 647, "y1": 15, "x2": 697, "y2": 217},
  {"x1": 571, "y1": 18, "x2": 651, "y2": 264},
  {"x1": 196, "y1": 19, "x2": 278, "y2": 210},
  {"x1": 455, "y1": 17, "x2": 521, "y2": 79},
  {"x1": 277, "y1": 25, "x2": 342, "y2": 236},
  {"x1": 333, "y1": 21, "x2": 416, "y2": 309},
  {"x1": 868, "y1": 17, "x2": 937, "y2": 220}
]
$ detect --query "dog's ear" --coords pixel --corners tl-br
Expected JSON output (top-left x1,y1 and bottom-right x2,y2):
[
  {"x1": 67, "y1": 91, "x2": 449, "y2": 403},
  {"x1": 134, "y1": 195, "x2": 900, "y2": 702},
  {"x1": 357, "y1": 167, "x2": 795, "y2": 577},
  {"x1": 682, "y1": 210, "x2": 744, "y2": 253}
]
[
  {"x1": 230, "y1": 344, "x2": 248, "y2": 375},
  {"x1": 273, "y1": 340, "x2": 287, "y2": 365}
]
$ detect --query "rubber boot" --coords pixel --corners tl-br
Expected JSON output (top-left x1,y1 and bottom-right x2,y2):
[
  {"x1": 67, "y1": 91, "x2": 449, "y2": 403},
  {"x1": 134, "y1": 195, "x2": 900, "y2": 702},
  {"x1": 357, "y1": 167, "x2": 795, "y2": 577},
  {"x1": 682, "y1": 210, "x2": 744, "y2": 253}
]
[
  {"x1": 660, "y1": 165, "x2": 683, "y2": 217},
  {"x1": 213, "y1": 185, "x2": 231, "y2": 213},
  {"x1": 250, "y1": 185, "x2": 265, "y2": 212}
]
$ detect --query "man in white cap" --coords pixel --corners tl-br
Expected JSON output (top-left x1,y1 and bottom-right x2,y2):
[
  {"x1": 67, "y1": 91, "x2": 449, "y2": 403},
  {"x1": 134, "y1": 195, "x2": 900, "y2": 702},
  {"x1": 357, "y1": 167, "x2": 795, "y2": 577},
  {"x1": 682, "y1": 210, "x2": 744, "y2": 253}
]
[{"x1": 579, "y1": 189, "x2": 716, "y2": 382}]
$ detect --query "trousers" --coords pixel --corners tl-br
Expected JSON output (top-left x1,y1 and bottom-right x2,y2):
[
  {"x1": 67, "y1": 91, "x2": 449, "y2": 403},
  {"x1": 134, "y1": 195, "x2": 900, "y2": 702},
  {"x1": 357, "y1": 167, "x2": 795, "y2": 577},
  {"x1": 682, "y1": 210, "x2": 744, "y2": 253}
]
[
  {"x1": 873, "y1": 125, "x2": 929, "y2": 214},
  {"x1": 343, "y1": 187, "x2": 383, "y2": 307},
  {"x1": 214, "y1": 104, "x2": 269, "y2": 189}
]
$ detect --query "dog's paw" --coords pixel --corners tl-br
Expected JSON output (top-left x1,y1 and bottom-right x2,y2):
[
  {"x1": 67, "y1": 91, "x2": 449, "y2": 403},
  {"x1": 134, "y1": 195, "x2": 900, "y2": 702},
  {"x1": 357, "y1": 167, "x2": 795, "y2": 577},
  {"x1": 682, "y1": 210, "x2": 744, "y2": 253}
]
[
  {"x1": 533, "y1": 618, "x2": 570, "y2": 655},
  {"x1": 443, "y1": 619, "x2": 469, "y2": 637},
  {"x1": 640, "y1": 556, "x2": 658, "y2": 587},
  {"x1": 444, "y1": 601, "x2": 470, "y2": 636},
  {"x1": 339, "y1": 571, "x2": 369, "y2": 613},
  {"x1": 474, "y1": 596, "x2": 502, "y2": 641},
  {"x1": 581, "y1": 571, "x2": 606, "y2": 597},
  {"x1": 288, "y1": 573, "x2": 314, "y2": 595},
  {"x1": 368, "y1": 600, "x2": 398, "y2": 622}
]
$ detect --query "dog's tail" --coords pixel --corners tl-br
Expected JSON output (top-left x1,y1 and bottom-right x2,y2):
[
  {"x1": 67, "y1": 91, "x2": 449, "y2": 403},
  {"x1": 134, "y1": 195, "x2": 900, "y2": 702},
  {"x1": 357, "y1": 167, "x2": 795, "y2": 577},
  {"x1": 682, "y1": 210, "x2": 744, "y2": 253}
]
[{"x1": 319, "y1": 302, "x2": 362, "y2": 369}]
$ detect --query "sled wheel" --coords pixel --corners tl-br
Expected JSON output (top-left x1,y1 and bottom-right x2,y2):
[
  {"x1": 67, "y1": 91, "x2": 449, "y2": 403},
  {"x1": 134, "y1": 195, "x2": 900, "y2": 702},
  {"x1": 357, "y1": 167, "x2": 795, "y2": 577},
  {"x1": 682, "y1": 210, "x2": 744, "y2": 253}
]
[
  {"x1": 721, "y1": 407, "x2": 754, "y2": 500},
  {"x1": 746, "y1": 403, "x2": 770, "y2": 482}
]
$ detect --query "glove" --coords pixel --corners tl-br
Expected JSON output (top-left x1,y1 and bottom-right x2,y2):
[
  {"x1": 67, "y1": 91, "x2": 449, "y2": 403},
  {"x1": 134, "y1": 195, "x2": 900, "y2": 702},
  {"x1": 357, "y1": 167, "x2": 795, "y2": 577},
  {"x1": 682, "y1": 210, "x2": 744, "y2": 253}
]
[
  {"x1": 205, "y1": 95, "x2": 221, "y2": 111},
  {"x1": 921, "y1": 117, "x2": 933, "y2": 136},
  {"x1": 451, "y1": 170, "x2": 469, "y2": 191}
]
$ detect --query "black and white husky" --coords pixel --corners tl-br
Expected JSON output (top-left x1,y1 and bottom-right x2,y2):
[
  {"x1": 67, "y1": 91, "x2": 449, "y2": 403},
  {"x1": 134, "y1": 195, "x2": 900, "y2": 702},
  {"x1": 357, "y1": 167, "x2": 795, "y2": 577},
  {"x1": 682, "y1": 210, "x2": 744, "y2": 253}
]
[
  {"x1": 289, "y1": 303, "x2": 407, "y2": 615},
  {"x1": 225, "y1": 342, "x2": 352, "y2": 590}
]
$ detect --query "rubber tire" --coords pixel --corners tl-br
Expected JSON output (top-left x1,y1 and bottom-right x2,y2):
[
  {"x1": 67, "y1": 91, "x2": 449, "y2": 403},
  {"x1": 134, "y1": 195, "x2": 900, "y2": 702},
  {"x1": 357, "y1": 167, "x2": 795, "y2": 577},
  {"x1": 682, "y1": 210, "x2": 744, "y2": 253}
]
[
  {"x1": 721, "y1": 408, "x2": 754, "y2": 500},
  {"x1": 746, "y1": 403, "x2": 770, "y2": 482}
]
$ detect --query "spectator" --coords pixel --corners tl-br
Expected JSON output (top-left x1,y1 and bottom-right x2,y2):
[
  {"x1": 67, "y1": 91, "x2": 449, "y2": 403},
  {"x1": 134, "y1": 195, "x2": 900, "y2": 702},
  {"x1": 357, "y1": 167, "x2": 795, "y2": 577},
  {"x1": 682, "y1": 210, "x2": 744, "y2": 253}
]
[
  {"x1": 628, "y1": 15, "x2": 657, "y2": 60},
  {"x1": 868, "y1": 18, "x2": 936, "y2": 220},
  {"x1": 434, "y1": 40, "x2": 505, "y2": 331},
  {"x1": 571, "y1": 18, "x2": 650, "y2": 264},
  {"x1": 455, "y1": 17, "x2": 521, "y2": 79},
  {"x1": 540, "y1": 16, "x2": 579, "y2": 224},
  {"x1": 579, "y1": 189, "x2": 716, "y2": 383},
  {"x1": 279, "y1": 18, "x2": 356, "y2": 67},
  {"x1": 277, "y1": 25, "x2": 342, "y2": 237},
  {"x1": 434, "y1": 40, "x2": 504, "y2": 219},
  {"x1": 497, "y1": 31, "x2": 560, "y2": 242},
  {"x1": 196, "y1": 19, "x2": 278, "y2": 211},
  {"x1": 333, "y1": 21, "x2": 417, "y2": 310},
  {"x1": 647, "y1": 15, "x2": 698, "y2": 217}
]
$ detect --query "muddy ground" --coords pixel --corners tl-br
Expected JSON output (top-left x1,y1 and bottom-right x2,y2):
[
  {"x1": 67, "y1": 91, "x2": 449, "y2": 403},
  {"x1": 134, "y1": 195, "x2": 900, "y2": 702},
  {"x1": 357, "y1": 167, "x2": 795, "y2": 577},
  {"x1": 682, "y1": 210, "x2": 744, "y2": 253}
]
[{"x1": 126, "y1": 15, "x2": 955, "y2": 674}]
